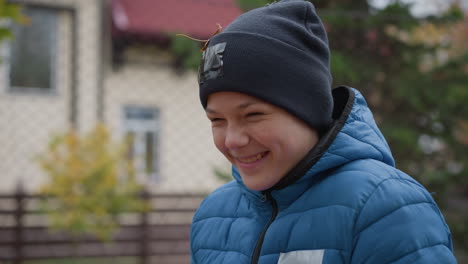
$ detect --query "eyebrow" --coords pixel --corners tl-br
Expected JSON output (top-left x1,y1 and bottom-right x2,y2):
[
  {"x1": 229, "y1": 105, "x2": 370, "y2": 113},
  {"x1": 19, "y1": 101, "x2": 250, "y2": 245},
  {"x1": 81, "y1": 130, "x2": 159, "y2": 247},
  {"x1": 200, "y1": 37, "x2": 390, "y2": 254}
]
[{"x1": 205, "y1": 100, "x2": 260, "y2": 114}]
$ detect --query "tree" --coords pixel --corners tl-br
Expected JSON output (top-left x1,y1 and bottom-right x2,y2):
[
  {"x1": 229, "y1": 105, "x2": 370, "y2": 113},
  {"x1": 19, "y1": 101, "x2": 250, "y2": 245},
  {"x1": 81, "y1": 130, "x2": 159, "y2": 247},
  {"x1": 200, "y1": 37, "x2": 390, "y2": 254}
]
[{"x1": 38, "y1": 124, "x2": 147, "y2": 241}]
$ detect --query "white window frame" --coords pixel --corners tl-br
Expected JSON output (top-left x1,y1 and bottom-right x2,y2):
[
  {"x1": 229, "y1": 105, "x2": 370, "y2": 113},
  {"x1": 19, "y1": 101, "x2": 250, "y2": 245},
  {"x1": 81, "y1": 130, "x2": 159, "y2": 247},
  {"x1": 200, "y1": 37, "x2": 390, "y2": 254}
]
[{"x1": 123, "y1": 105, "x2": 161, "y2": 182}]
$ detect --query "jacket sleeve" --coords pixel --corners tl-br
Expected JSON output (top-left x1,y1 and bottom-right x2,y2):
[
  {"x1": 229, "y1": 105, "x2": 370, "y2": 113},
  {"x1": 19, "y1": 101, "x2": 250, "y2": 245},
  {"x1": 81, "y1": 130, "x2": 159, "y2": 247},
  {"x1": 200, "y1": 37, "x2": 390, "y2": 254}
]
[{"x1": 350, "y1": 178, "x2": 457, "y2": 264}]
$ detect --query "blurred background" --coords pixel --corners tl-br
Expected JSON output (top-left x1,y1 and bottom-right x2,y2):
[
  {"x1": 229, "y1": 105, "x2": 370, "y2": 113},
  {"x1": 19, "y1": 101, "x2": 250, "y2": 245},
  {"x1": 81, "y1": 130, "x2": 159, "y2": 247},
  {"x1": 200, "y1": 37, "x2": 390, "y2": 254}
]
[{"x1": 0, "y1": 0, "x2": 467, "y2": 263}]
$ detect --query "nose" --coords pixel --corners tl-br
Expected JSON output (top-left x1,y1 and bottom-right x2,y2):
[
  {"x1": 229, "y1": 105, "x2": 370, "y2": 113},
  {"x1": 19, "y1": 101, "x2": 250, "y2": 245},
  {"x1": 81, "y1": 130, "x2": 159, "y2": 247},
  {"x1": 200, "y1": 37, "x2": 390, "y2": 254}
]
[{"x1": 224, "y1": 124, "x2": 249, "y2": 149}]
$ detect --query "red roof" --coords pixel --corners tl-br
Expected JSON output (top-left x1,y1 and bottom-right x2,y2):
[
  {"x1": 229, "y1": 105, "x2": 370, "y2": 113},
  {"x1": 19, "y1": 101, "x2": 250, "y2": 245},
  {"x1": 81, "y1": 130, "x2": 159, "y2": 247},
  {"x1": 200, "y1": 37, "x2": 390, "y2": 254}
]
[{"x1": 112, "y1": 0, "x2": 242, "y2": 39}]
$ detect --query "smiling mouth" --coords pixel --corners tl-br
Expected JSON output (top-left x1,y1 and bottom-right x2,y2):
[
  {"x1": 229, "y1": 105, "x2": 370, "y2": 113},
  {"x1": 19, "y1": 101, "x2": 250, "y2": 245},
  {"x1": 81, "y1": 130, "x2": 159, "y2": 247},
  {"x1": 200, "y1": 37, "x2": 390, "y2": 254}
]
[{"x1": 237, "y1": 151, "x2": 269, "y2": 164}]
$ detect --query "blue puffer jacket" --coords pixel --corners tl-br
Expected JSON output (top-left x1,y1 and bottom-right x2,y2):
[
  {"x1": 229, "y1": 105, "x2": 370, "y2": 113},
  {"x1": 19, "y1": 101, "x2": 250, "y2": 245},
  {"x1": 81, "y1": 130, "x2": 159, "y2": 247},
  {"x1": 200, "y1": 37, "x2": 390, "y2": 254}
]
[{"x1": 191, "y1": 87, "x2": 457, "y2": 264}]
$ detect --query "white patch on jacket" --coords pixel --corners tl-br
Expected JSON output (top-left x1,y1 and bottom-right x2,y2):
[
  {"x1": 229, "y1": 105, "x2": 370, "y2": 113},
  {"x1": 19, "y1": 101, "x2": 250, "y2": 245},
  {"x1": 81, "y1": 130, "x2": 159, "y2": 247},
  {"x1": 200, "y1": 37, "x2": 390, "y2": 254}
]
[{"x1": 278, "y1": 249, "x2": 324, "y2": 264}]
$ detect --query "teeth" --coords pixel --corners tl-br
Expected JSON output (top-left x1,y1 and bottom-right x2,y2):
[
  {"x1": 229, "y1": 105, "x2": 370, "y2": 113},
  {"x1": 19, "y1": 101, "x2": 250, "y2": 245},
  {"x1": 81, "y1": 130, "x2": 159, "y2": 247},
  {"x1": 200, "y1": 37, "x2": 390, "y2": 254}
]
[{"x1": 239, "y1": 153, "x2": 265, "y2": 163}]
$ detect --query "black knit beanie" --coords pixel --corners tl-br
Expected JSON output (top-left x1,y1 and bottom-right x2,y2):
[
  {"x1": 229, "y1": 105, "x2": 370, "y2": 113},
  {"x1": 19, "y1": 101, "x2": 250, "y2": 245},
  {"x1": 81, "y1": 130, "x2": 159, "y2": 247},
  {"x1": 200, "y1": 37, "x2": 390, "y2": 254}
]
[{"x1": 198, "y1": 0, "x2": 333, "y2": 134}]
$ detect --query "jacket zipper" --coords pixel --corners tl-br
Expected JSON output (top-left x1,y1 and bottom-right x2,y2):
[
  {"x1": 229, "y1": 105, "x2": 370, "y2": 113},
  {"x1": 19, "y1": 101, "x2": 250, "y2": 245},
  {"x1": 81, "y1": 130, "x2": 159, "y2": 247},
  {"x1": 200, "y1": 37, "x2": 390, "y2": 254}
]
[{"x1": 251, "y1": 191, "x2": 278, "y2": 264}]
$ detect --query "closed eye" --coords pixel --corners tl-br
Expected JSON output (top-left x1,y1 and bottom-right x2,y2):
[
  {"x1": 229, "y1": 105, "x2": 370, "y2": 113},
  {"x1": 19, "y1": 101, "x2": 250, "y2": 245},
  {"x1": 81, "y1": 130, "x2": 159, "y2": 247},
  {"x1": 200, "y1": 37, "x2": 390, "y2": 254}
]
[
  {"x1": 209, "y1": 117, "x2": 224, "y2": 122},
  {"x1": 246, "y1": 112, "x2": 264, "y2": 117}
]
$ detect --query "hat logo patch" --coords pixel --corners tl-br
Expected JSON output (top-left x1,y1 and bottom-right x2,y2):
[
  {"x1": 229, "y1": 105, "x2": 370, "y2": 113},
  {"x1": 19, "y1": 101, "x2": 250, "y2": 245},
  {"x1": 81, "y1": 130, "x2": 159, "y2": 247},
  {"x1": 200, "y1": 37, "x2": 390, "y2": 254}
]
[{"x1": 198, "y1": 42, "x2": 226, "y2": 84}]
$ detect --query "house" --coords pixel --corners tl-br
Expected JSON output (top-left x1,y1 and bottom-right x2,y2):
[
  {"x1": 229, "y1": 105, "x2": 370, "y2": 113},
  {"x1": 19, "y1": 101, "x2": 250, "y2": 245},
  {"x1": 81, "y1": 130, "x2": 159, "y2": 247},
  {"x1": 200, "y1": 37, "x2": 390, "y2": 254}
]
[{"x1": 0, "y1": 0, "x2": 241, "y2": 193}]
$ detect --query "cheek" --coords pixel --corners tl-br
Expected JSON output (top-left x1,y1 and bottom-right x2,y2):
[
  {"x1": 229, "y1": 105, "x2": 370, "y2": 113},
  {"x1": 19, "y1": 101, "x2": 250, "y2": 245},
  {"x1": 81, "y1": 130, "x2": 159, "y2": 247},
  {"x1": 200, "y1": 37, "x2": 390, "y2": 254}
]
[
  {"x1": 254, "y1": 126, "x2": 284, "y2": 150},
  {"x1": 257, "y1": 124, "x2": 312, "y2": 158},
  {"x1": 212, "y1": 128, "x2": 227, "y2": 154},
  {"x1": 283, "y1": 127, "x2": 318, "y2": 160}
]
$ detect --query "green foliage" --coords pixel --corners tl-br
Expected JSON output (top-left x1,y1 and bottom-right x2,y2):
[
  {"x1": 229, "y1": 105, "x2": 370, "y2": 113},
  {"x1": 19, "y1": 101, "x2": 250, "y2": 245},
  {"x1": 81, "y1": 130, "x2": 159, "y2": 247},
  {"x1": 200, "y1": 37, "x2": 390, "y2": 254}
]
[
  {"x1": 37, "y1": 124, "x2": 147, "y2": 241},
  {"x1": 432, "y1": 4, "x2": 464, "y2": 23},
  {"x1": 213, "y1": 166, "x2": 233, "y2": 182},
  {"x1": 0, "y1": 0, "x2": 27, "y2": 44},
  {"x1": 331, "y1": 51, "x2": 372, "y2": 85},
  {"x1": 170, "y1": 34, "x2": 203, "y2": 71},
  {"x1": 236, "y1": 0, "x2": 271, "y2": 12}
]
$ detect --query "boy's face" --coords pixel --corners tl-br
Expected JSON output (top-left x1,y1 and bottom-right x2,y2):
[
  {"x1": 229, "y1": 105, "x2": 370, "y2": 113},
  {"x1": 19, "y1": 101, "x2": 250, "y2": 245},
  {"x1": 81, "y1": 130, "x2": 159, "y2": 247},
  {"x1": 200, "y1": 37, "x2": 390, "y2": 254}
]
[{"x1": 206, "y1": 92, "x2": 319, "y2": 191}]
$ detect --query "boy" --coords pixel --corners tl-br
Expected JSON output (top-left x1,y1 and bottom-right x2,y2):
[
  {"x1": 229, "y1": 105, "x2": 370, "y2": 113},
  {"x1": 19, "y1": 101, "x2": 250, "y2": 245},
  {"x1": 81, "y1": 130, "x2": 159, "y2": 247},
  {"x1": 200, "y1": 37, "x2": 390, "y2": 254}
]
[{"x1": 190, "y1": 0, "x2": 457, "y2": 263}]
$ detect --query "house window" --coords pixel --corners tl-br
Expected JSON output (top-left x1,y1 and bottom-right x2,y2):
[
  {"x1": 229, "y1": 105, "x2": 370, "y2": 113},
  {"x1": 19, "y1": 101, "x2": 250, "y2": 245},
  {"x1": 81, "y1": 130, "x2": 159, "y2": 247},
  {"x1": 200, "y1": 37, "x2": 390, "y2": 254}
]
[
  {"x1": 9, "y1": 6, "x2": 58, "y2": 91},
  {"x1": 124, "y1": 106, "x2": 160, "y2": 181}
]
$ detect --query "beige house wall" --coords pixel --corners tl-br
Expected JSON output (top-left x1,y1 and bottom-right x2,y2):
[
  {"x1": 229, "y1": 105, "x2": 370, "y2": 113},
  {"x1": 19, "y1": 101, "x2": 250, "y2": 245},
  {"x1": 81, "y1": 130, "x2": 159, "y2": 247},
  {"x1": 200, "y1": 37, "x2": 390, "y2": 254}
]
[
  {"x1": 76, "y1": 0, "x2": 101, "y2": 132},
  {"x1": 0, "y1": 0, "x2": 101, "y2": 192}
]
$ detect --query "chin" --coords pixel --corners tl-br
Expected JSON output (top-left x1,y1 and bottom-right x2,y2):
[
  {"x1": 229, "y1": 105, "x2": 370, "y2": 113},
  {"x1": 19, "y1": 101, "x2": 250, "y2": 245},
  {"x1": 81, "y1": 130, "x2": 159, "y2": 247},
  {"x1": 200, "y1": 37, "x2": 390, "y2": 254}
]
[{"x1": 244, "y1": 180, "x2": 276, "y2": 192}]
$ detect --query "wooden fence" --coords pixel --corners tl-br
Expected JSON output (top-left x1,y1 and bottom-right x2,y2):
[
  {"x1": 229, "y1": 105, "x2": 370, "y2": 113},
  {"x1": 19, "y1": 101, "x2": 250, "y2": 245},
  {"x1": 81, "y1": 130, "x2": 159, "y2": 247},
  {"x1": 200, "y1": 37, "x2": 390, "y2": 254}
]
[{"x1": 0, "y1": 188, "x2": 206, "y2": 264}]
